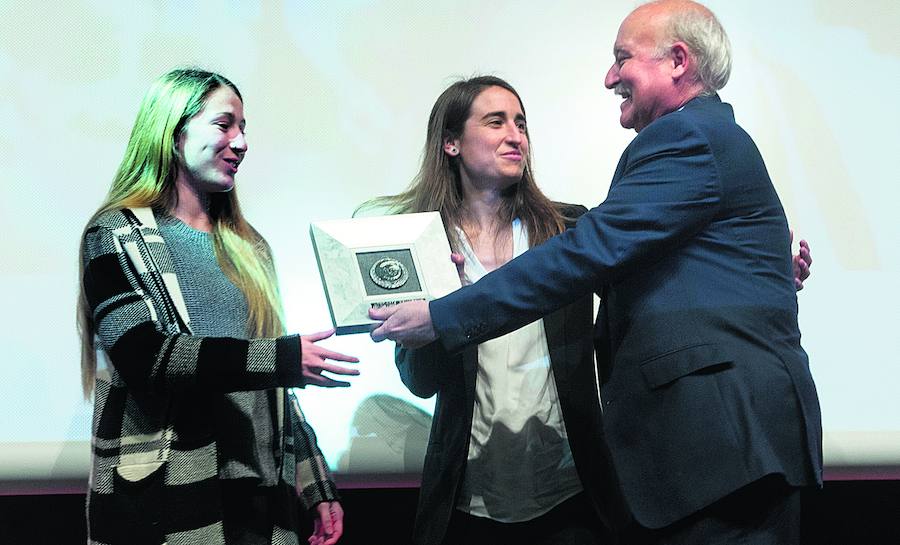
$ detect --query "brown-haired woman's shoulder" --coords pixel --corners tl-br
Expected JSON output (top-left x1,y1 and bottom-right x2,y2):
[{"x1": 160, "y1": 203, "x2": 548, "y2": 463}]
[{"x1": 553, "y1": 202, "x2": 589, "y2": 227}]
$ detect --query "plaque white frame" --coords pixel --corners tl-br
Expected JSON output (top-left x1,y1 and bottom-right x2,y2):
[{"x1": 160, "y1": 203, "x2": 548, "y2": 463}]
[{"x1": 310, "y1": 212, "x2": 461, "y2": 335}]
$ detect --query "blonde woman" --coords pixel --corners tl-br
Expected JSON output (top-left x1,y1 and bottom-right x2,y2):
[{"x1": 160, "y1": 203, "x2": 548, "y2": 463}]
[{"x1": 78, "y1": 69, "x2": 356, "y2": 545}]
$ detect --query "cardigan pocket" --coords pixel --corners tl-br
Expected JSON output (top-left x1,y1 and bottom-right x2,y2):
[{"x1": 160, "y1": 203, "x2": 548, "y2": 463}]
[
  {"x1": 639, "y1": 343, "x2": 733, "y2": 390},
  {"x1": 115, "y1": 460, "x2": 165, "y2": 483},
  {"x1": 112, "y1": 460, "x2": 167, "y2": 543}
]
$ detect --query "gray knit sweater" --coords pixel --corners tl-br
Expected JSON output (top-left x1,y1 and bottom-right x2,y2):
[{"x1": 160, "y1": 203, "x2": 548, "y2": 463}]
[{"x1": 157, "y1": 214, "x2": 279, "y2": 485}]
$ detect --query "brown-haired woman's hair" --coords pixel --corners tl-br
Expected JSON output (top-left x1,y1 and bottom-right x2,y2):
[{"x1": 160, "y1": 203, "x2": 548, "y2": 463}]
[{"x1": 360, "y1": 75, "x2": 566, "y2": 251}]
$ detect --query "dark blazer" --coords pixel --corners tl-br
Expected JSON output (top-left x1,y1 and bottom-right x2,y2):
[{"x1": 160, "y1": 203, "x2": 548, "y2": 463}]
[
  {"x1": 398, "y1": 205, "x2": 623, "y2": 545},
  {"x1": 430, "y1": 95, "x2": 823, "y2": 530}
]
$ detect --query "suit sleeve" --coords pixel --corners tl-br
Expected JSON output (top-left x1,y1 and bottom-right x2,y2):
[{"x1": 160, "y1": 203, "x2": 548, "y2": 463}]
[
  {"x1": 82, "y1": 223, "x2": 305, "y2": 394},
  {"x1": 395, "y1": 341, "x2": 458, "y2": 399},
  {"x1": 432, "y1": 115, "x2": 722, "y2": 353}
]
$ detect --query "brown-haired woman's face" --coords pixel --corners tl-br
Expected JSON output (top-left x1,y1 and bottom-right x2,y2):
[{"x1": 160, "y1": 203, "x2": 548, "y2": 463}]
[
  {"x1": 443, "y1": 86, "x2": 528, "y2": 189},
  {"x1": 175, "y1": 85, "x2": 247, "y2": 194}
]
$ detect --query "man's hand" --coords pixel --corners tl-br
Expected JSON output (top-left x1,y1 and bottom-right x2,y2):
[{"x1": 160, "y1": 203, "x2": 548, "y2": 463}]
[
  {"x1": 300, "y1": 329, "x2": 360, "y2": 387},
  {"x1": 790, "y1": 231, "x2": 812, "y2": 291},
  {"x1": 308, "y1": 501, "x2": 343, "y2": 545},
  {"x1": 369, "y1": 300, "x2": 437, "y2": 348}
]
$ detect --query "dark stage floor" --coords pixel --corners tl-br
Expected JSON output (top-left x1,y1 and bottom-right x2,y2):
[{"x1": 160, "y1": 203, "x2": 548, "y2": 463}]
[{"x1": 1, "y1": 480, "x2": 898, "y2": 544}]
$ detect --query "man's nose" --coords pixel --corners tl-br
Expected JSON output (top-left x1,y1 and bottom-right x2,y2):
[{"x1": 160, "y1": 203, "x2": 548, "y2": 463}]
[{"x1": 604, "y1": 64, "x2": 619, "y2": 89}]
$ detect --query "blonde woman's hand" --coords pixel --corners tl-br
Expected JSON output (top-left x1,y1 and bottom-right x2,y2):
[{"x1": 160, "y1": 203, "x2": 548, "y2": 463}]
[
  {"x1": 308, "y1": 501, "x2": 344, "y2": 545},
  {"x1": 300, "y1": 329, "x2": 360, "y2": 387}
]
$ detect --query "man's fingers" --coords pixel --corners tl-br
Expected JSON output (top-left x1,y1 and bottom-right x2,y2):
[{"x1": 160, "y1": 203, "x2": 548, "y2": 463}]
[
  {"x1": 370, "y1": 322, "x2": 389, "y2": 342},
  {"x1": 368, "y1": 306, "x2": 396, "y2": 321}
]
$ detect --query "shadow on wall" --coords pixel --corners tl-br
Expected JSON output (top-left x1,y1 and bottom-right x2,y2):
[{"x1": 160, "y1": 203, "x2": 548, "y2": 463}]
[{"x1": 338, "y1": 395, "x2": 432, "y2": 473}]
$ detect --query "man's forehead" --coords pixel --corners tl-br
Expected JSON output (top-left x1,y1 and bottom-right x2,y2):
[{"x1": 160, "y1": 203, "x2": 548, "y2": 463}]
[
  {"x1": 612, "y1": 27, "x2": 638, "y2": 53},
  {"x1": 614, "y1": 11, "x2": 663, "y2": 52}
]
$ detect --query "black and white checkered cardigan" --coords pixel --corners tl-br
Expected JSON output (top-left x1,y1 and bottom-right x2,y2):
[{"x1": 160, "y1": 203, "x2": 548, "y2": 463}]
[{"x1": 83, "y1": 207, "x2": 338, "y2": 544}]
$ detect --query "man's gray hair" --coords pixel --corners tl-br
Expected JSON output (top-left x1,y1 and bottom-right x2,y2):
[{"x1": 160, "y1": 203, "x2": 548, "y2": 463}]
[{"x1": 658, "y1": 5, "x2": 732, "y2": 94}]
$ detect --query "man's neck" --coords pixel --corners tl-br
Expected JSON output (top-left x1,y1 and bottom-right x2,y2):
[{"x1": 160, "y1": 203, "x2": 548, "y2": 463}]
[{"x1": 673, "y1": 82, "x2": 707, "y2": 111}]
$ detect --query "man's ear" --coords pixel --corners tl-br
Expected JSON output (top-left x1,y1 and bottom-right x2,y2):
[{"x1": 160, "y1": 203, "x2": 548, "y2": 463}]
[
  {"x1": 670, "y1": 41, "x2": 690, "y2": 80},
  {"x1": 443, "y1": 136, "x2": 460, "y2": 157}
]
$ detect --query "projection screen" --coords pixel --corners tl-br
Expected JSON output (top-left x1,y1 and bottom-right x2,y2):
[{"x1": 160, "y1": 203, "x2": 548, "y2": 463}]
[{"x1": 1, "y1": 0, "x2": 897, "y2": 492}]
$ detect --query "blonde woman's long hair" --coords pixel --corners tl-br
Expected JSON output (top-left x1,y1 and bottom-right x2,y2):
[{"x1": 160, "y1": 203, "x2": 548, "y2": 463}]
[{"x1": 77, "y1": 68, "x2": 284, "y2": 398}]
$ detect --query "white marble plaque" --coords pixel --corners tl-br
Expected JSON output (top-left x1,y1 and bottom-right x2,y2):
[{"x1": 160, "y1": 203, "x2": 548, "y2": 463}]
[{"x1": 310, "y1": 212, "x2": 461, "y2": 335}]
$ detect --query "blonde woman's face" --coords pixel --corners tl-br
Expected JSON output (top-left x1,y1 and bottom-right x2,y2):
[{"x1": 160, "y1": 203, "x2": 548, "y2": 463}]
[{"x1": 175, "y1": 86, "x2": 247, "y2": 194}]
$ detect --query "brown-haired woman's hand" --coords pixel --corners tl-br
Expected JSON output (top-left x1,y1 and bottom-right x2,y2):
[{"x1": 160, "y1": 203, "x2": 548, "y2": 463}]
[{"x1": 451, "y1": 252, "x2": 468, "y2": 286}]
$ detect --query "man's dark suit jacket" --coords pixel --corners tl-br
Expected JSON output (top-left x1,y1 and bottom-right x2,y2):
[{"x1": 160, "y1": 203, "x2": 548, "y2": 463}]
[
  {"x1": 430, "y1": 95, "x2": 823, "y2": 530},
  {"x1": 397, "y1": 205, "x2": 624, "y2": 545}
]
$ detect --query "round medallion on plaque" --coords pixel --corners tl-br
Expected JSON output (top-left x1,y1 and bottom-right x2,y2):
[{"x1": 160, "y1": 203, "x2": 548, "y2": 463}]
[{"x1": 369, "y1": 257, "x2": 410, "y2": 289}]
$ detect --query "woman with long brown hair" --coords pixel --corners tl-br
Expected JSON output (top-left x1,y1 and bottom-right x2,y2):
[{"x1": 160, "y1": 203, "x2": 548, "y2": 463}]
[{"x1": 366, "y1": 75, "x2": 619, "y2": 545}]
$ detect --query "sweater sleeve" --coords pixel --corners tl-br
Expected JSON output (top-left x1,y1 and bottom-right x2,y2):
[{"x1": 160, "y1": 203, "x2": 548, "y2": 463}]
[
  {"x1": 82, "y1": 222, "x2": 305, "y2": 394},
  {"x1": 288, "y1": 391, "x2": 340, "y2": 509}
]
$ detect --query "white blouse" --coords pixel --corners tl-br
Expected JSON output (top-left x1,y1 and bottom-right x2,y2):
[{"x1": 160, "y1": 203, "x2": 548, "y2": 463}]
[{"x1": 455, "y1": 219, "x2": 583, "y2": 522}]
